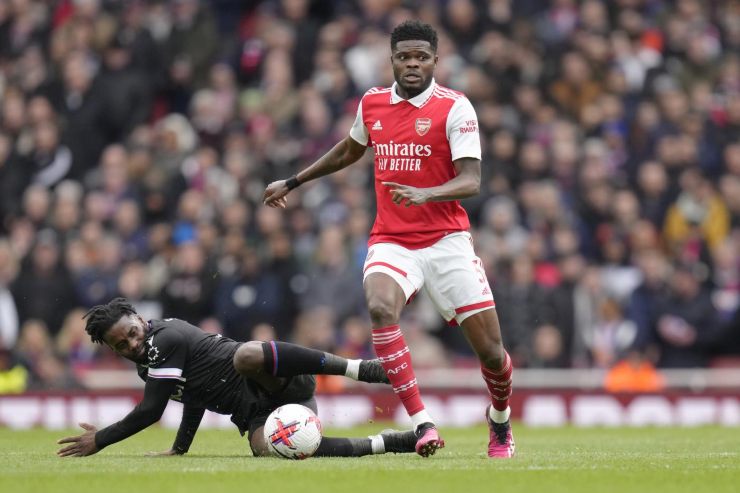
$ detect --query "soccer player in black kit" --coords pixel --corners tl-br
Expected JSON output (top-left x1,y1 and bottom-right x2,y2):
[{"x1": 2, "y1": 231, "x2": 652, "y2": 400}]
[{"x1": 56, "y1": 298, "x2": 417, "y2": 458}]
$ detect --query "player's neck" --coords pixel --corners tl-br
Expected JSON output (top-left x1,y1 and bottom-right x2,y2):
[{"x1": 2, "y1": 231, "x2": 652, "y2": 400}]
[{"x1": 396, "y1": 80, "x2": 433, "y2": 100}]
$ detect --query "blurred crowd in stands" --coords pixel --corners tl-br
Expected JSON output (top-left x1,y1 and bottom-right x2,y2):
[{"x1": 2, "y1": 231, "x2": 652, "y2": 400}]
[{"x1": 0, "y1": 0, "x2": 739, "y2": 393}]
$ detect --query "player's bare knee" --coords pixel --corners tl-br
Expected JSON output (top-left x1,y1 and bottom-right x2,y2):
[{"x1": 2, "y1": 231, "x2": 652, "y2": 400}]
[
  {"x1": 479, "y1": 344, "x2": 506, "y2": 371},
  {"x1": 249, "y1": 432, "x2": 270, "y2": 457},
  {"x1": 367, "y1": 300, "x2": 397, "y2": 327},
  {"x1": 233, "y1": 341, "x2": 264, "y2": 375},
  {"x1": 366, "y1": 298, "x2": 399, "y2": 327},
  {"x1": 250, "y1": 443, "x2": 271, "y2": 457}
]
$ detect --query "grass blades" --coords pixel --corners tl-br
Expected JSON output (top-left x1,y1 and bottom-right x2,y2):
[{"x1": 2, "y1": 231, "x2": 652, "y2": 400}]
[{"x1": 1, "y1": 425, "x2": 738, "y2": 493}]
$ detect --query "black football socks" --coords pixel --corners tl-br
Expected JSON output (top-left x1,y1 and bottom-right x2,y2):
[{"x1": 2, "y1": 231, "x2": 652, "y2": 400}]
[
  {"x1": 313, "y1": 437, "x2": 373, "y2": 457},
  {"x1": 261, "y1": 341, "x2": 352, "y2": 377}
]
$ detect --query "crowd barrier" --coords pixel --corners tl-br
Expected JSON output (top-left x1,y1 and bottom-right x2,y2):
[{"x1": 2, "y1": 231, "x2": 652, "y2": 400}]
[{"x1": 2, "y1": 369, "x2": 738, "y2": 429}]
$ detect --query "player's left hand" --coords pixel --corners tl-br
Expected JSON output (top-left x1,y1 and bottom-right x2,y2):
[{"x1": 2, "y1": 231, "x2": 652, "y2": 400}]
[
  {"x1": 57, "y1": 422, "x2": 100, "y2": 457},
  {"x1": 382, "y1": 182, "x2": 432, "y2": 207}
]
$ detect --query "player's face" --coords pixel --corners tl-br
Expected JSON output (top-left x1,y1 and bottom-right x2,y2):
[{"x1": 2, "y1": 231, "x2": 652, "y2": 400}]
[
  {"x1": 391, "y1": 40, "x2": 437, "y2": 99},
  {"x1": 103, "y1": 314, "x2": 149, "y2": 364}
]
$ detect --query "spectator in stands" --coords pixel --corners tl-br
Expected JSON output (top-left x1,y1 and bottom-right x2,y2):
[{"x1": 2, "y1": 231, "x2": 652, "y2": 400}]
[
  {"x1": 636, "y1": 161, "x2": 672, "y2": 228},
  {"x1": 214, "y1": 246, "x2": 284, "y2": 341},
  {"x1": 477, "y1": 196, "x2": 529, "y2": 263},
  {"x1": 494, "y1": 254, "x2": 549, "y2": 367},
  {"x1": 72, "y1": 234, "x2": 122, "y2": 307},
  {"x1": 581, "y1": 296, "x2": 637, "y2": 369},
  {"x1": 159, "y1": 241, "x2": 215, "y2": 326},
  {"x1": 628, "y1": 249, "x2": 671, "y2": 351},
  {"x1": 0, "y1": 346, "x2": 28, "y2": 394},
  {"x1": 116, "y1": 260, "x2": 161, "y2": 322},
  {"x1": 56, "y1": 50, "x2": 107, "y2": 178},
  {"x1": 15, "y1": 318, "x2": 78, "y2": 389},
  {"x1": 550, "y1": 51, "x2": 603, "y2": 118},
  {"x1": 11, "y1": 230, "x2": 77, "y2": 335},
  {"x1": 664, "y1": 168, "x2": 731, "y2": 255},
  {"x1": 0, "y1": 0, "x2": 739, "y2": 380},
  {"x1": 97, "y1": 34, "x2": 153, "y2": 142},
  {"x1": 163, "y1": 0, "x2": 218, "y2": 111},
  {"x1": 709, "y1": 238, "x2": 740, "y2": 322},
  {"x1": 55, "y1": 308, "x2": 99, "y2": 370},
  {"x1": 301, "y1": 226, "x2": 365, "y2": 324},
  {"x1": 113, "y1": 199, "x2": 149, "y2": 262},
  {"x1": 336, "y1": 316, "x2": 373, "y2": 360},
  {"x1": 604, "y1": 350, "x2": 665, "y2": 393},
  {"x1": 0, "y1": 240, "x2": 20, "y2": 350},
  {"x1": 653, "y1": 263, "x2": 722, "y2": 368}
]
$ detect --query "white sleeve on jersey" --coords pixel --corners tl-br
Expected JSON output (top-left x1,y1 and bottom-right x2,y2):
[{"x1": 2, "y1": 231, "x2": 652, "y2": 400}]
[
  {"x1": 446, "y1": 97, "x2": 482, "y2": 161},
  {"x1": 349, "y1": 99, "x2": 369, "y2": 145}
]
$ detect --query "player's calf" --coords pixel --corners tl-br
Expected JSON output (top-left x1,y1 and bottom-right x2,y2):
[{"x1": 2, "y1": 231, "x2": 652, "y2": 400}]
[
  {"x1": 358, "y1": 359, "x2": 390, "y2": 384},
  {"x1": 235, "y1": 340, "x2": 389, "y2": 384},
  {"x1": 369, "y1": 429, "x2": 417, "y2": 454}
]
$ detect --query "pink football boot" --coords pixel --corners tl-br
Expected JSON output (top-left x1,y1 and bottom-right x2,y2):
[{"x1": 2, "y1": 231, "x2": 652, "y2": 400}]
[
  {"x1": 414, "y1": 422, "x2": 445, "y2": 457},
  {"x1": 486, "y1": 405, "x2": 515, "y2": 458}
]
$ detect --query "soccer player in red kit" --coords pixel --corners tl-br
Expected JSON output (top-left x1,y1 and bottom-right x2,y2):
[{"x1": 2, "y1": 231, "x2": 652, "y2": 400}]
[{"x1": 263, "y1": 20, "x2": 515, "y2": 458}]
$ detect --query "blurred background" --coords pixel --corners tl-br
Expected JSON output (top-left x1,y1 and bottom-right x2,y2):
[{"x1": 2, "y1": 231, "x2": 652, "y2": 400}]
[{"x1": 0, "y1": 0, "x2": 739, "y2": 428}]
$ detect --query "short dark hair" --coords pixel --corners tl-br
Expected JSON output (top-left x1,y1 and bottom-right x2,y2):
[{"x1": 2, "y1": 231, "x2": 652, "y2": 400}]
[
  {"x1": 83, "y1": 297, "x2": 138, "y2": 344},
  {"x1": 391, "y1": 20, "x2": 438, "y2": 52}
]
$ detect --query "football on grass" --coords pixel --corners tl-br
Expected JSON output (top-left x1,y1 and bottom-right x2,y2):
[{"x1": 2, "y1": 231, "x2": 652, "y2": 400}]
[{"x1": 264, "y1": 403, "x2": 323, "y2": 459}]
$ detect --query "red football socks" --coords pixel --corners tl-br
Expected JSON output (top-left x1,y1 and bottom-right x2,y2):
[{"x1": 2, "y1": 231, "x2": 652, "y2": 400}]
[
  {"x1": 372, "y1": 324, "x2": 425, "y2": 416},
  {"x1": 481, "y1": 351, "x2": 513, "y2": 412}
]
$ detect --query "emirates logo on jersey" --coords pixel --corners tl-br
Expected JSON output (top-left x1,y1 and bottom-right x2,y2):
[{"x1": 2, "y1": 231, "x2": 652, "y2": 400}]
[{"x1": 415, "y1": 118, "x2": 432, "y2": 136}]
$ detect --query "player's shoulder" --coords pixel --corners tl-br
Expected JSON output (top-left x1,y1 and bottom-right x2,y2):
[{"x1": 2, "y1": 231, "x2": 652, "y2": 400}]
[
  {"x1": 144, "y1": 320, "x2": 192, "y2": 366},
  {"x1": 147, "y1": 318, "x2": 193, "y2": 343},
  {"x1": 432, "y1": 84, "x2": 468, "y2": 102},
  {"x1": 361, "y1": 86, "x2": 392, "y2": 102},
  {"x1": 151, "y1": 317, "x2": 192, "y2": 331},
  {"x1": 364, "y1": 86, "x2": 392, "y2": 96}
]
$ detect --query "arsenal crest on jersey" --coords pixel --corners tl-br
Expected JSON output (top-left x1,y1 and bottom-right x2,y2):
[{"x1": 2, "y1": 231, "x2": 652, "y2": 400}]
[{"x1": 415, "y1": 118, "x2": 432, "y2": 136}]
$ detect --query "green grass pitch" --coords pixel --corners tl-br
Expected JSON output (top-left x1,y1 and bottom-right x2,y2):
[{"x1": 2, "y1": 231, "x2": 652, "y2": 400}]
[{"x1": 1, "y1": 424, "x2": 738, "y2": 493}]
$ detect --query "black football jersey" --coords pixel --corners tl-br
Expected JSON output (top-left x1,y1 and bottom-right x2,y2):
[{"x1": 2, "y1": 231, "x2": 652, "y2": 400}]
[
  {"x1": 96, "y1": 318, "x2": 266, "y2": 451},
  {"x1": 135, "y1": 318, "x2": 250, "y2": 416}
]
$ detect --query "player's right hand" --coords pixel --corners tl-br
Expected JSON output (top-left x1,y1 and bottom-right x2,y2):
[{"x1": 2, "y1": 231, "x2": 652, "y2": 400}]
[
  {"x1": 56, "y1": 422, "x2": 100, "y2": 457},
  {"x1": 263, "y1": 180, "x2": 289, "y2": 208},
  {"x1": 145, "y1": 448, "x2": 181, "y2": 457}
]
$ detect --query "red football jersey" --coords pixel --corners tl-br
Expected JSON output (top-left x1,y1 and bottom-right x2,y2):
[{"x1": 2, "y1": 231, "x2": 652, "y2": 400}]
[{"x1": 350, "y1": 80, "x2": 482, "y2": 249}]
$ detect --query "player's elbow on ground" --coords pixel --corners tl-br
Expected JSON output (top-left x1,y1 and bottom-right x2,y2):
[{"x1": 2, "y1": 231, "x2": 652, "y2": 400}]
[{"x1": 232, "y1": 341, "x2": 264, "y2": 376}]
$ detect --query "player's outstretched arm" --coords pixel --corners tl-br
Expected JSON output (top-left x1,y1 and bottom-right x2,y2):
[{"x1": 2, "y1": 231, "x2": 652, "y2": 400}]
[
  {"x1": 382, "y1": 157, "x2": 481, "y2": 206},
  {"x1": 263, "y1": 136, "x2": 366, "y2": 208},
  {"x1": 57, "y1": 378, "x2": 176, "y2": 457}
]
